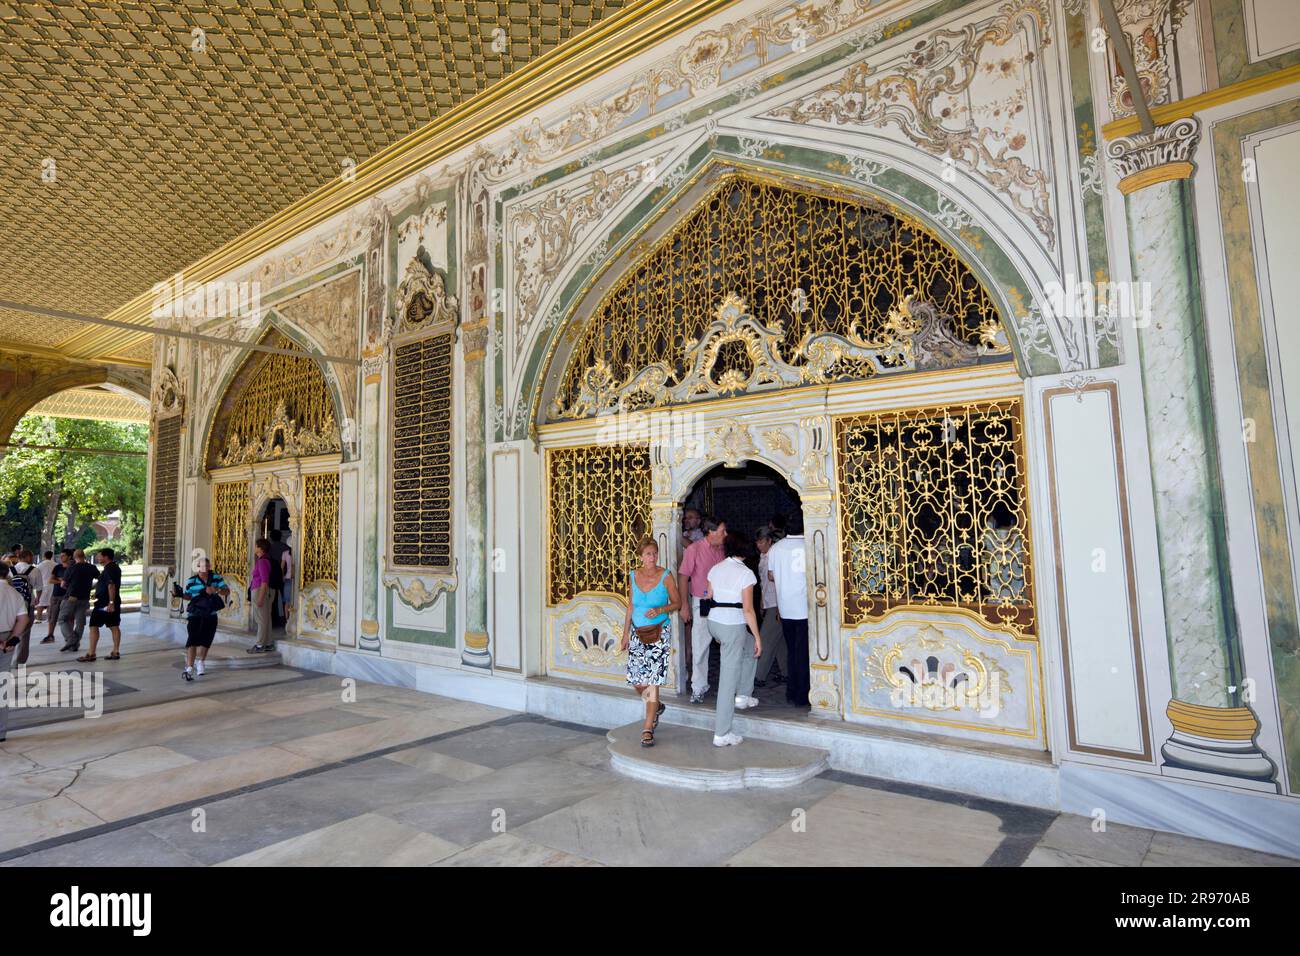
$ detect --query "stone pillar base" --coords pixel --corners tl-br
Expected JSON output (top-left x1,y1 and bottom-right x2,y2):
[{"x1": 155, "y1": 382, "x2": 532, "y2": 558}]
[
  {"x1": 1160, "y1": 700, "x2": 1277, "y2": 790},
  {"x1": 461, "y1": 630, "x2": 492, "y2": 669},
  {"x1": 359, "y1": 619, "x2": 381, "y2": 652}
]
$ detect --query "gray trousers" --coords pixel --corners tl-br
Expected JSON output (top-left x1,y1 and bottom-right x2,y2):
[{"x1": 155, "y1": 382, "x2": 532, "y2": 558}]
[
  {"x1": 708, "y1": 618, "x2": 757, "y2": 738},
  {"x1": 755, "y1": 606, "x2": 786, "y2": 682},
  {"x1": 58, "y1": 597, "x2": 89, "y2": 649}
]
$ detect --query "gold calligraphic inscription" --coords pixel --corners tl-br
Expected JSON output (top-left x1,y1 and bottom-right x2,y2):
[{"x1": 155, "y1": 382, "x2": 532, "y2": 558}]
[
  {"x1": 212, "y1": 481, "x2": 250, "y2": 579},
  {"x1": 301, "y1": 473, "x2": 340, "y2": 588},
  {"x1": 554, "y1": 173, "x2": 1002, "y2": 416},
  {"x1": 391, "y1": 332, "x2": 454, "y2": 569},
  {"x1": 547, "y1": 443, "x2": 652, "y2": 605},
  {"x1": 835, "y1": 398, "x2": 1035, "y2": 636}
]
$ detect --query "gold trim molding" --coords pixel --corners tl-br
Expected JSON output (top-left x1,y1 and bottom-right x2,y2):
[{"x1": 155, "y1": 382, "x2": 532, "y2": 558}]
[
  {"x1": 1166, "y1": 700, "x2": 1260, "y2": 741},
  {"x1": 1102, "y1": 64, "x2": 1300, "y2": 140},
  {"x1": 1118, "y1": 161, "x2": 1194, "y2": 194}
]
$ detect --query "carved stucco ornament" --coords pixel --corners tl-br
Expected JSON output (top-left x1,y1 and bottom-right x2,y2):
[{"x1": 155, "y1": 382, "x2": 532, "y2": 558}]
[
  {"x1": 391, "y1": 256, "x2": 459, "y2": 340},
  {"x1": 553, "y1": 295, "x2": 990, "y2": 421},
  {"x1": 383, "y1": 567, "x2": 459, "y2": 611},
  {"x1": 708, "y1": 420, "x2": 759, "y2": 468},
  {"x1": 151, "y1": 365, "x2": 184, "y2": 419},
  {"x1": 218, "y1": 401, "x2": 340, "y2": 468}
]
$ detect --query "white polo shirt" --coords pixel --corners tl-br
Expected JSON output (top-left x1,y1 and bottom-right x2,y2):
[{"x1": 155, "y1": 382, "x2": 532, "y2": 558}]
[
  {"x1": 0, "y1": 580, "x2": 27, "y2": 634},
  {"x1": 706, "y1": 557, "x2": 756, "y2": 627},
  {"x1": 767, "y1": 535, "x2": 808, "y2": 620}
]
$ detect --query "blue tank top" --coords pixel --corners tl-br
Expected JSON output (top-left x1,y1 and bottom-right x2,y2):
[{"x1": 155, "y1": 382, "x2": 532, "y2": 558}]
[{"x1": 630, "y1": 569, "x2": 671, "y2": 628}]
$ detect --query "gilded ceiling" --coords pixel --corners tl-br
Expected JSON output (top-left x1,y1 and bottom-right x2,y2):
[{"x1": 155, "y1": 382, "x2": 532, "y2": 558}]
[{"x1": 0, "y1": 0, "x2": 631, "y2": 367}]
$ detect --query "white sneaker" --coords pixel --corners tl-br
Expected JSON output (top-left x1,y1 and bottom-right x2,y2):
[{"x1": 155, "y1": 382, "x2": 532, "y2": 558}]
[
  {"x1": 734, "y1": 695, "x2": 760, "y2": 709},
  {"x1": 195, "y1": 661, "x2": 205, "y2": 677},
  {"x1": 712, "y1": 732, "x2": 743, "y2": 747}
]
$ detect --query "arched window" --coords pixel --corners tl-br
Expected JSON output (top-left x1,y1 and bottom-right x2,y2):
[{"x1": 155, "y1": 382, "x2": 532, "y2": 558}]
[{"x1": 549, "y1": 173, "x2": 1009, "y2": 420}]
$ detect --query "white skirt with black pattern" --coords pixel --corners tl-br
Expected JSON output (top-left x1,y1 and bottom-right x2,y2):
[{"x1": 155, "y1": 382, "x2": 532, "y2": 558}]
[{"x1": 626, "y1": 621, "x2": 671, "y2": 687}]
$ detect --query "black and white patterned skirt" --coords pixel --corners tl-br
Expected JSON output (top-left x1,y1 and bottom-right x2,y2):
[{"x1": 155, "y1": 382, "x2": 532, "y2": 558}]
[{"x1": 626, "y1": 621, "x2": 671, "y2": 686}]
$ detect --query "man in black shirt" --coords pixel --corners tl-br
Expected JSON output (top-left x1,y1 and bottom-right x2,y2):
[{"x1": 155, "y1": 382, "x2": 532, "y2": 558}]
[
  {"x1": 44, "y1": 550, "x2": 72, "y2": 644},
  {"x1": 82, "y1": 548, "x2": 123, "y2": 662},
  {"x1": 58, "y1": 549, "x2": 98, "y2": 653}
]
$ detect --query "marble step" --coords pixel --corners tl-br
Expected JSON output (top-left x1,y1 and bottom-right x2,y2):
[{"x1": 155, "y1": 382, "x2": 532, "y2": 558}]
[
  {"x1": 175, "y1": 645, "x2": 284, "y2": 669},
  {"x1": 607, "y1": 720, "x2": 829, "y2": 791}
]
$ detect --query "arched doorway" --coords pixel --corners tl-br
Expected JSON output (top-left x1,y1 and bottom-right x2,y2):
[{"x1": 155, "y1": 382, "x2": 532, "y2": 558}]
[
  {"x1": 678, "y1": 460, "x2": 804, "y2": 709},
  {"x1": 199, "y1": 326, "x2": 343, "y2": 646}
]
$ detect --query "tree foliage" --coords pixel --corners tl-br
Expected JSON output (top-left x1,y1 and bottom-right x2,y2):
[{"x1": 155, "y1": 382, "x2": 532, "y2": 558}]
[{"x1": 0, "y1": 416, "x2": 148, "y2": 554}]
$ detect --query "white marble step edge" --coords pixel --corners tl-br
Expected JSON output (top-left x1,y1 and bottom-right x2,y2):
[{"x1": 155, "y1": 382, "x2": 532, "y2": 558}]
[{"x1": 607, "y1": 738, "x2": 830, "y2": 791}]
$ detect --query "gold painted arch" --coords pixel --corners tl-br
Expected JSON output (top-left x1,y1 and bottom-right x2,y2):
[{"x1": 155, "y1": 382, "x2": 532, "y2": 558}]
[
  {"x1": 545, "y1": 171, "x2": 1012, "y2": 423},
  {"x1": 204, "y1": 327, "x2": 342, "y2": 473}
]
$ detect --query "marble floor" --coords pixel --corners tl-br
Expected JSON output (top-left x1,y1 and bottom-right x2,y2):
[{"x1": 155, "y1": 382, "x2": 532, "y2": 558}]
[{"x1": 0, "y1": 615, "x2": 1294, "y2": 867}]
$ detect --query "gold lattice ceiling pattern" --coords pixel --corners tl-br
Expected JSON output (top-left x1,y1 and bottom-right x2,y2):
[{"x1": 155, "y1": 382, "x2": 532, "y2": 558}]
[{"x1": 0, "y1": 0, "x2": 630, "y2": 366}]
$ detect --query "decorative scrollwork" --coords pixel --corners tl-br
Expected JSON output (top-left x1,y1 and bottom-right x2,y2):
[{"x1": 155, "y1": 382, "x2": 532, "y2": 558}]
[
  {"x1": 392, "y1": 256, "x2": 459, "y2": 338},
  {"x1": 383, "y1": 570, "x2": 458, "y2": 611}
]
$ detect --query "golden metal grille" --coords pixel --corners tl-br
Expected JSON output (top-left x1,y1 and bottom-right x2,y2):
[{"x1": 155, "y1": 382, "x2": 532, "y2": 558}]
[
  {"x1": 391, "y1": 332, "x2": 454, "y2": 569},
  {"x1": 547, "y1": 443, "x2": 652, "y2": 605},
  {"x1": 212, "y1": 481, "x2": 250, "y2": 580},
  {"x1": 208, "y1": 337, "x2": 339, "y2": 470},
  {"x1": 835, "y1": 398, "x2": 1035, "y2": 636},
  {"x1": 149, "y1": 415, "x2": 181, "y2": 568},
  {"x1": 556, "y1": 174, "x2": 1002, "y2": 412},
  {"x1": 301, "y1": 473, "x2": 340, "y2": 588}
]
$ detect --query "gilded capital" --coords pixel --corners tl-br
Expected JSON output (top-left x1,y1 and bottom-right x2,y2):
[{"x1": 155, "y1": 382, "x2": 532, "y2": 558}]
[{"x1": 1106, "y1": 117, "x2": 1200, "y2": 194}]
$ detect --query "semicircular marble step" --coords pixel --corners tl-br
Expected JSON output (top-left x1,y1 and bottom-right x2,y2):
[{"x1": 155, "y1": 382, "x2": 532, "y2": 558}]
[{"x1": 607, "y1": 721, "x2": 829, "y2": 791}]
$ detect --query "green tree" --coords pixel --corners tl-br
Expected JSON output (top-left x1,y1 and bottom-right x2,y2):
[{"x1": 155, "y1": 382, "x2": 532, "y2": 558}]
[{"x1": 0, "y1": 416, "x2": 148, "y2": 554}]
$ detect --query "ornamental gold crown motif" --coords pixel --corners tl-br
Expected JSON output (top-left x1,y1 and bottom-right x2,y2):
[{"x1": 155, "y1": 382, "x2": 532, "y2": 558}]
[{"x1": 550, "y1": 294, "x2": 992, "y2": 420}]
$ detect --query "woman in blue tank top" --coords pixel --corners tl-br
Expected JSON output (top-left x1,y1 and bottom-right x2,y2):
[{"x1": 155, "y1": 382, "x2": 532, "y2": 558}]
[{"x1": 621, "y1": 535, "x2": 681, "y2": 747}]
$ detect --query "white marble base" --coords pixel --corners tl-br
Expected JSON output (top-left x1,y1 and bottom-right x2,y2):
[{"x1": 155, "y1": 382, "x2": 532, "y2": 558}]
[
  {"x1": 606, "y1": 721, "x2": 829, "y2": 790},
  {"x1": 1060, "y1": 762, "x2": 1300, "y2": 859}
]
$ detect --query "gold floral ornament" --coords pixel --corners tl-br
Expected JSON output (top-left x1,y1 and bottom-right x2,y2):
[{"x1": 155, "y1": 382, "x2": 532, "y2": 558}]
[{"x1": 863, "y1": 624, "x2": 1012, "y2": 713}]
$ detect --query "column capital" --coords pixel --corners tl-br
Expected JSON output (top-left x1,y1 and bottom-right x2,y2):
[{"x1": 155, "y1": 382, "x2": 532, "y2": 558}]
[{"x1": 1106, "y1": 116, "x2": 1201, "y2": 194}]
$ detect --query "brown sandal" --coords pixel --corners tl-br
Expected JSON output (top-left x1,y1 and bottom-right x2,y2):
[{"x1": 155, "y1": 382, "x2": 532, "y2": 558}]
[
  {"x1": 653, "y1": 702, "x2": 665, "y2": 729},
  {"x1": 640, "y1": 729, "x2": 655, "y2": 748},
  {"x1": 106, "y1": 653, "x2": 121, "y2": 660},
  {"x1": 76, "y1": 654, "x2": 96, "y2": 663}
]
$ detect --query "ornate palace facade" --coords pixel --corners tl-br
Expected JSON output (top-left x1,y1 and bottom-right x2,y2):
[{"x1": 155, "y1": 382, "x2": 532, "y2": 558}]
[{"x1": 135, "y1": 0, "x2": 1300, "y2": 855}]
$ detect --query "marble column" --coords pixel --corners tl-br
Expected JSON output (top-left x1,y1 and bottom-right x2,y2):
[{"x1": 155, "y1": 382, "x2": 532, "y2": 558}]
[
  {"x1": 1107, "y1": 118, "x2": 1275, "y2": 787},
  {"x1": 358, "y1": 346, "x2": 384, "y2": 651},
  {"x1": 460, "y1": 318, "x2": 491, "y2": 669}
]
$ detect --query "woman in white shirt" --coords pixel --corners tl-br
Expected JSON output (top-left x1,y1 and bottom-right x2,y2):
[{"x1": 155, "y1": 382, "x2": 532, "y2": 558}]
[{"x1": 704, "y1": 534, "x2": 763, "y2": 747}]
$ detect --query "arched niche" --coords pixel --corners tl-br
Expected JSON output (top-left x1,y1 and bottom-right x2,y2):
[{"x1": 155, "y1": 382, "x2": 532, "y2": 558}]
[
  {"x1": 530, "y1": 158, "x2": 1030, "y2": 431},
  {"x1": 202, "y1": 325, "x2": 343, "y2": 474}
]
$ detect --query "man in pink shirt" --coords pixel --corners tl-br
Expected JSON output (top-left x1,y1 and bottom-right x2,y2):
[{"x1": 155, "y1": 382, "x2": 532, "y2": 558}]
[{"x1": 678, "y1": 516, "x2": 726, "y2": 703}]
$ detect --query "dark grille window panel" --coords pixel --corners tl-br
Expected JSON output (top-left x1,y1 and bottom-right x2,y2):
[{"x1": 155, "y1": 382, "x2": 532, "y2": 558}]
[
  {"x1": 149, "y1": 415, "x2": 181, "y2": 567},
  {"x1": 390, "y1": 332, "x2": 454, "y2": 570}
]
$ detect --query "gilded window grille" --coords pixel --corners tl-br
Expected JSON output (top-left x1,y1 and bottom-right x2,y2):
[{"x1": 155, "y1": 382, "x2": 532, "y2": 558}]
[
  {"x1": 149, "y1": 415, "x2": 181, "y2": 567},
  {"x1": 207, "y1": 333, "x2": 339, "y2": 470},
  {"x1": 835, "y1": 398, "x2": 1035, "y2": 636},
  {"x1": 555, "y1": 173, "x2": 1002, "y2": 415},
  {"x1": 301, "y1": 472, "x2": 340, "y2": 587},
  {"x1": 390, "y1": 331, "x2": 454, "y2": 569},
  {"x1": 211, "y1": 481, "x2": 250, "y2": 579},
  {"x1": 547, "y1": 443, "x2": 653, "y2": 605}
]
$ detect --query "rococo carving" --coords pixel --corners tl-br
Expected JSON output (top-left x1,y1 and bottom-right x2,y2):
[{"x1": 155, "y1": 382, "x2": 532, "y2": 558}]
[
  {"x1": 383, "y1": 569, "x2": 459, "y2": 611},
  {"x1": 392, "y1": 257, "x2": 459, "y2": 340},
  {"x1": 1106, "y1": 116, "x2": 1200, "y2": 180},
  {"x1": 551, "y1": 295, "x2": 985, "y2": 421}
]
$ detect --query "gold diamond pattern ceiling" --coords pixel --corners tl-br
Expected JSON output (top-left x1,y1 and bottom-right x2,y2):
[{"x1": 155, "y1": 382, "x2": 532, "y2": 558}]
[{"x1": 0, "y1": 0, "x2": 630, "y2": 366}]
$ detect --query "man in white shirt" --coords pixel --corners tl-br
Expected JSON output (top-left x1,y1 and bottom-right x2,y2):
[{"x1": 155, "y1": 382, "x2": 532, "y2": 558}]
[
  {"x1": 0, "y1": 562, "x2": 32, "y2": 743},
  {"x1": 34, "y1": 551, "x2": 56, "y2": 622},
  {"x1": 767, "y1": 512, "x2": 809, "y2": 707}
]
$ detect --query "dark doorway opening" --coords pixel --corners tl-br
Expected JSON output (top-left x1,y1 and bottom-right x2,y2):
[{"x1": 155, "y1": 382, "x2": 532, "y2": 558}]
[
  {"x1": 679, "y1": 460, "x2": 803, "y2": 709},
  {"x1": 259, "y1": 498, "x2": 292, "y2": 631}
]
